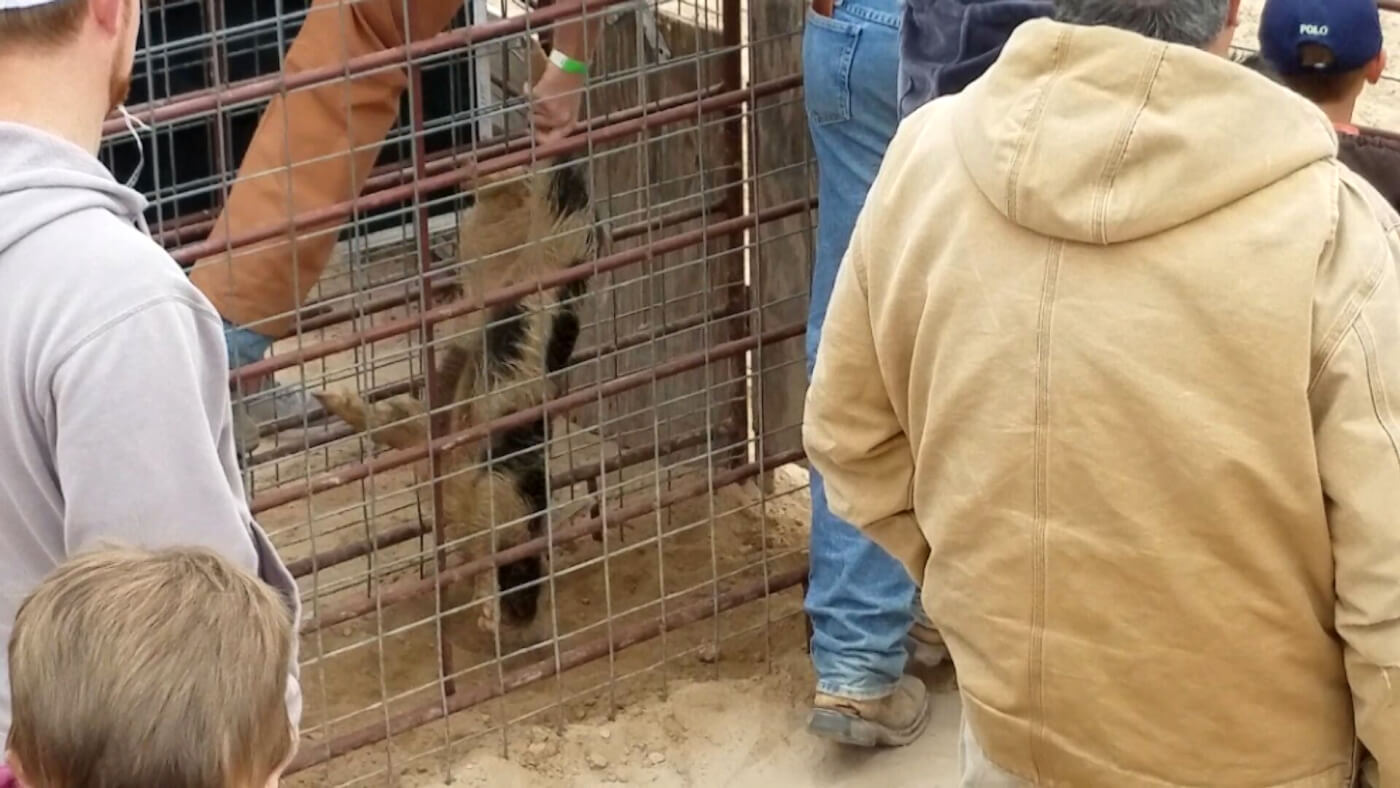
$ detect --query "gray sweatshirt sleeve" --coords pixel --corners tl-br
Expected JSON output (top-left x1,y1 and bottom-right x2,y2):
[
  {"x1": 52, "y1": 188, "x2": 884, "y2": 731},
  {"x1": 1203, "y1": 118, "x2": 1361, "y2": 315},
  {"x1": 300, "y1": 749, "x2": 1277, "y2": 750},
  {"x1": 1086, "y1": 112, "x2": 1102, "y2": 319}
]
[{"x1": 48, "y1": 294, "x2": 303, "y2": 729}]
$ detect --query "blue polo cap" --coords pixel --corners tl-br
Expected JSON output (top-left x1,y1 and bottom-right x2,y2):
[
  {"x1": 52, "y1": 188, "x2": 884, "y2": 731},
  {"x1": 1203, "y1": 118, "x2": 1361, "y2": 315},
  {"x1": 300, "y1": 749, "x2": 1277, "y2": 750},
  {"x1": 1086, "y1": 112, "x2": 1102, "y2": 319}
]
[{"x1": 1260, "y1": 0, "x2": 1384, "y2": 76}]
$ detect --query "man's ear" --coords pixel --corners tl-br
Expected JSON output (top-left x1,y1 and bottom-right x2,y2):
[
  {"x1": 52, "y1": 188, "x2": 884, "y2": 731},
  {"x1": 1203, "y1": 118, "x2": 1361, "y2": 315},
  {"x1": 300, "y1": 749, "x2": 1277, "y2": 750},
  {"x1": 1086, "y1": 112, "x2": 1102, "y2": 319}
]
[
  {"x1": 87, "y1": 0, "x2": 126, "y2": 36},
  {"x1": 1366, "y1": 49, "x2": 1388, "y2": 85}
]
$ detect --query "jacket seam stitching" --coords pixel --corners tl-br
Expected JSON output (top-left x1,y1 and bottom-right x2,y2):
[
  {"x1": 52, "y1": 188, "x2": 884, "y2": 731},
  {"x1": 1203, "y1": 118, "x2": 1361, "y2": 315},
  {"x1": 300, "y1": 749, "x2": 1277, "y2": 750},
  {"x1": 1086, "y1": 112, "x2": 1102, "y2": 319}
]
[
  {"x1": 1005, "y1": 27, "x2": 1069, "y2": 223},
  {"x1": 49, "y1": 295, "x2": 225, "y2": 377},
  {"x1": 1353, "y1": 318, "x2": 1400, "y2": 472},
  {"x1": 1309, "y1": 171, "x2": 1390, "y2": 393},
  {"x1": 1309, "y1": 254, "x2": 1388, "y2": 395},
  {"x1": 1027, "y1": 238, "x2": 1063, "y2": 782},
  {"x1": 1095, "y1": 44, "x2": 1166, "y2": 244}
]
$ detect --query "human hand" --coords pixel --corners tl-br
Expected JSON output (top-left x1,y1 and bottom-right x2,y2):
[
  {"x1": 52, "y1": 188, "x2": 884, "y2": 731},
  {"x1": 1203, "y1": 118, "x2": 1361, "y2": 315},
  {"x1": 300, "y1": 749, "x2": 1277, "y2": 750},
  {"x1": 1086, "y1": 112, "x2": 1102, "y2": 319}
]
[{"x1": 525, "y1": 64, "x2": 585, "y2": 146}]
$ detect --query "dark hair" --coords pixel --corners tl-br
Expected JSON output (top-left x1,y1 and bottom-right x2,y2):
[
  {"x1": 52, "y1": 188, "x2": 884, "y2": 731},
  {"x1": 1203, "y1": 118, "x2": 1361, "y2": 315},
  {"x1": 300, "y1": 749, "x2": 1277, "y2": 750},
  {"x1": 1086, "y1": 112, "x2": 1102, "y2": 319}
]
[
  {"x1": 1053, "y1": 0, "x2": 1229, "y2": 48},
  {"x1": 0, "y1": 0, "x2": 88, "y2": 48},
  {"x1": 1279, "y1": 44, "x2": 1370, "y2": 104}
]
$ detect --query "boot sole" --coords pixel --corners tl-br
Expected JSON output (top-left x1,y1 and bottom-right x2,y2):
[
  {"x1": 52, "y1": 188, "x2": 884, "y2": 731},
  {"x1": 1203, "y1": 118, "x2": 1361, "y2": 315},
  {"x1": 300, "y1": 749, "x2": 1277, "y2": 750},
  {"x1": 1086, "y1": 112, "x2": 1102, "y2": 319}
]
[{"x1": 805, "y1": 692, "x2": 932, "y2": 748}]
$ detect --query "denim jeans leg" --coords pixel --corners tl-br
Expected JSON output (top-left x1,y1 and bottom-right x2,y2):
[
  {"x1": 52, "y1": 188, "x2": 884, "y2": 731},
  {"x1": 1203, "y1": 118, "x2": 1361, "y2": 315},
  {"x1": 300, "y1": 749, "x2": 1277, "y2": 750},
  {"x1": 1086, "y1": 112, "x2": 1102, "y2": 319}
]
[
  {"x1": 801, "y1": 0, "x2": 918, "y2": 702},
  {"x1": 223, "y1": 319, "x2": 276, "y2": 373}
]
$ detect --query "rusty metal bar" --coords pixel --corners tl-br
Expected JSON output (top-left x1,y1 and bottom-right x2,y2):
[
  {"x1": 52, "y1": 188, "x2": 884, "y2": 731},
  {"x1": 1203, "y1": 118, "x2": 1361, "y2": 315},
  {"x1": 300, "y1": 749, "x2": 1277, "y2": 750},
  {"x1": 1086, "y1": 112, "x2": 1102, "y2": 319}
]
[
  {"x1": 300, "y1": 447, "x2": 805, "y2": 633},
  {"x1": 250, "y1": 321, "x2": 803, "y2": 514},
  {"x1": 232, "y1": 197, "x2": 811, "y2": 388},
  {"x1": 153, "y1": 207, "x2": 218, "y2": 246},
  {"x1": 719, "y1": 0, "x2": 750, "y2": 470},
  {"x1": 287, "y1": 521, "x2": 426, "y2": 580},
  {"x1": 405, "y1": 63, "x2": 457, "y2": 696},
  {"x1": 176, "y1": 75, "x2": 802, "y2": 267},
  {"x1": 243, "y1": 301, "x2": 747, "y2": 466},
  {"x1": 250, "y1": 422, "x2": 357, "y2": 465},
  {"x1": 272, "y1": 200, "x2": 724, "y2": 341},
  {"x1": 282, "y1": 424, "x2": 724, "y2": 578},
  {"x1": 150, "y1": 83, "x2": 725, "y2": 248},
  {"x1": 291, "y1": 278, "x2": 454, "y2": 336},
  {"x1": 258, "y1": 379, "x2": 417, "y2": 438},
  {"x1": 106, "y1": 0, "x2": 641, "y2": 137},
  {"x1": 285, "y1": 562, "x2": 808, "y2": 774}
]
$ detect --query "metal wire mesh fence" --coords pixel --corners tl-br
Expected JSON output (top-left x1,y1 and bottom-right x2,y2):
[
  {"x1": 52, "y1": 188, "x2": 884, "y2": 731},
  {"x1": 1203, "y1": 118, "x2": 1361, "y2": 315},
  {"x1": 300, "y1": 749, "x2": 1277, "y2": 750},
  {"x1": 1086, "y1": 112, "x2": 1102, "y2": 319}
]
[
  {"x1": 97, "y1": 1, "x2": 1400, "y2": 784},
  {"x1": 101, "y1": 0, "x2": 817, "y2": 783}
]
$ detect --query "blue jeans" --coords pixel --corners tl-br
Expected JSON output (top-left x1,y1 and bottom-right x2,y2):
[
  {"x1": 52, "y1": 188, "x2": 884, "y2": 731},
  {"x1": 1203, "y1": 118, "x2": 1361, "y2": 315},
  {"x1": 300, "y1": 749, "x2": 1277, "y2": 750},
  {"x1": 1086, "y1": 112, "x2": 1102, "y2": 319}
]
[
  {"x1": 223, "y1": 319, "x2": 275, "y2": 372},
  {"x1": 802, "y1": 0, "x2": 919, "y2": 701}
]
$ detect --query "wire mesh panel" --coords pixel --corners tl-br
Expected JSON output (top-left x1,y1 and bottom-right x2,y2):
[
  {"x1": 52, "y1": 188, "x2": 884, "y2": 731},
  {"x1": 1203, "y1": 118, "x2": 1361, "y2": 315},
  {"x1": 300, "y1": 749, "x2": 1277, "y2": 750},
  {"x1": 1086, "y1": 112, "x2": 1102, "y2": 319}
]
[{"x1": 101, "y1": 0, "x2": 816, "y2": 783}]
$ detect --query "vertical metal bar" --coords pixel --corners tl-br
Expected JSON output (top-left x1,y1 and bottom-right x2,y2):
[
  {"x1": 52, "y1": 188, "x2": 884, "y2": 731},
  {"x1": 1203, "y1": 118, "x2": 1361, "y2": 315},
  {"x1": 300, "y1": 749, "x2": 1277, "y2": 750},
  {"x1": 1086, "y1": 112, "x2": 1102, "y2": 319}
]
[
  {"x1": 410, "y1": 65, "x2": 458, "y2": 700},
  {"x1": 471, "y1": 0, "x2": 496, "y2": 142},
  {"x1": 719, "y1": 0, "x2": 750, "y2": 470},
  {"x1": 205, "y1": 0, "x2": 230, "y2": 213}
]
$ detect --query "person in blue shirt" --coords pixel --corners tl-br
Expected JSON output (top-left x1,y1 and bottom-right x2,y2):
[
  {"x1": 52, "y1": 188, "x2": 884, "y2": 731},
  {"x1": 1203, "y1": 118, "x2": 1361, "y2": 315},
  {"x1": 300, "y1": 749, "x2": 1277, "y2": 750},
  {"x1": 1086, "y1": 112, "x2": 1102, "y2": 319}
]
[{"x1": 801, "y1": 0, "x2": 1049, "y2": 747}]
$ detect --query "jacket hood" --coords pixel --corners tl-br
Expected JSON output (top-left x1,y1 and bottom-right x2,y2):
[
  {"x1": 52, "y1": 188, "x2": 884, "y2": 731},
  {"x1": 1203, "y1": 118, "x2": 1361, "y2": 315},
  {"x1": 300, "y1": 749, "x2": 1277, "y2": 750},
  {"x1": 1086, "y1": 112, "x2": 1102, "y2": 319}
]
[
  {"x1": 0, "y1": 122, "x2": 150, "y2": 259},
  {"x1": 951, "y1": 19, "x2": 1340, "y2": 245}
]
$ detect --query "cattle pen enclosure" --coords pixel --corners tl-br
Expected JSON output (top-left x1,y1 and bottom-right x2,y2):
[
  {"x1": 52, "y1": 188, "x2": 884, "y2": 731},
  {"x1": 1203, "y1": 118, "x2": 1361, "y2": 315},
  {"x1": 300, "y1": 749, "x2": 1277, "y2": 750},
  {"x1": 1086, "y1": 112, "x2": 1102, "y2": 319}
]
[
  {"x1": 100, "y1": 0, "x2": 1400, "y2": 785},
  {"x1": 110, "y1": 0, "x2": 817, "y2": 784}
]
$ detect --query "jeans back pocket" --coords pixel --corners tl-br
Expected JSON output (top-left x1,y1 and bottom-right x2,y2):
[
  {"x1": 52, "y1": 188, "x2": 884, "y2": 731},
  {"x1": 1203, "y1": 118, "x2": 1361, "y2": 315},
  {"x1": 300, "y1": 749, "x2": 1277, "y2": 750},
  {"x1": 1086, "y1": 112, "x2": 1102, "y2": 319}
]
[{"x1": 804, "y1": 10, "x2": 860, "y2": 127}]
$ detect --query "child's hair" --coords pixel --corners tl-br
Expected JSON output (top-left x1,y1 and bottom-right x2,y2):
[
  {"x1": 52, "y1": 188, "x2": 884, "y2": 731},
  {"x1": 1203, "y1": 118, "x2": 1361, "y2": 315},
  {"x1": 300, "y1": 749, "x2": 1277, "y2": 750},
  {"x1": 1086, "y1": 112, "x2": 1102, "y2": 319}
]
[
  {"x1": 5, "y1": 546, "x2": 295, "y2": 788},
  {"x1": 1279, "y1": 44, "x2": 1372, "y2": 105}
]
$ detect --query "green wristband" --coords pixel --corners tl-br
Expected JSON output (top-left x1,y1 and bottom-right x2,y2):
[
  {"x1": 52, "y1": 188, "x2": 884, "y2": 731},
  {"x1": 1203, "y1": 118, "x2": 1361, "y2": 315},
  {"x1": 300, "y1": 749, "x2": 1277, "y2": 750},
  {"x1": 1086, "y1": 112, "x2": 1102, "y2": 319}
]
[{"x1": 549, "y1": 48, "x2": 588, "y2": 76}]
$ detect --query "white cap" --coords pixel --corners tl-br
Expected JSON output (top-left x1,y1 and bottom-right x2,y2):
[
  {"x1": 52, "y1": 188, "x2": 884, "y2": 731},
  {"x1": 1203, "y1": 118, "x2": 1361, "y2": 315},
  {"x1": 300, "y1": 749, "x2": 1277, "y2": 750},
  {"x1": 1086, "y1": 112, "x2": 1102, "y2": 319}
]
[{"x1": 0, "y1": 0, "x2": 65, "y2": 8}]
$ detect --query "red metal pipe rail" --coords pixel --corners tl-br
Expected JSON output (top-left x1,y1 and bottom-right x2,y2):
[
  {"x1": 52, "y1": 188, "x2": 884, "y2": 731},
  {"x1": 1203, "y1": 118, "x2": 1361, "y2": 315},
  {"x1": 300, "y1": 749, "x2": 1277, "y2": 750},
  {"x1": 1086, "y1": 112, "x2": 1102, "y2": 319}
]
[
  {"x1": 232, "y1": 196, "x2": 812, "y2": 388},
  {"x1": 149, "y1": 81, "x2": 727, "y2": 248},
  {"x1": 260, "y1": 296, "x2": 741, "y2": 440},
  {"x1": 245, "y1": 297, "x2": 747, "y2": 467},
  {"x1": 250, "y1": 320, "x2": 804, "y2": 515},
  {"x1": 176, "y1": 74, "x2": 800, "y2": 267},
  {"x1": 286, "y1": 562, "x2": 808, "y2": 774},
  {"x1": 719, "y1": 0, "x2": 751, "y2": 471},
  {"x1": 271, "y1": 198, "x2": 724, "y2": 342},
  {"x1": 257, "y1": 379, "x2": 415, "y2": 438},
  {"x1": 106, "y1": 0, "x2": 640, "y2": 137},
  {"x1": 288, "y1": 521, "x2": 426, "y2": 581},
  {"x1": 407, "y1": 63, "x2": 462, "y2": 699},
  {"x1": 300, "y1": 446, "x2": 804, "y2": 634},
  {"x1": 281, "y1": 423, "x2": 723, "y2": 578},
  {"x1": 252, "y1": 422, "x2": 356, "y2": 465}
]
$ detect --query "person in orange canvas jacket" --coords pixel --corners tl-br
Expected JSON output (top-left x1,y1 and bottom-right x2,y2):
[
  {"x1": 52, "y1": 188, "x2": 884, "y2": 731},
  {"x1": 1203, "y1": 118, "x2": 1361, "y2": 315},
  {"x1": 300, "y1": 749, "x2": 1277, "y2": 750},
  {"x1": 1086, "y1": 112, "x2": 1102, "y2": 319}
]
[{"x1": 190, "y1": 0, "x2": 606, "y2": 449}]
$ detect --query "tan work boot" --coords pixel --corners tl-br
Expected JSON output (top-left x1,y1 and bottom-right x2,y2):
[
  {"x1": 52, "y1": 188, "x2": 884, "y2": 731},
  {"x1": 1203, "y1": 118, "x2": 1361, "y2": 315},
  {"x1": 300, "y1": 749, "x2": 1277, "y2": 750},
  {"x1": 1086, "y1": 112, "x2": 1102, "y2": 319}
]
[{"x1": 807, "y1": 674, "x2": 931, "y2": 747}]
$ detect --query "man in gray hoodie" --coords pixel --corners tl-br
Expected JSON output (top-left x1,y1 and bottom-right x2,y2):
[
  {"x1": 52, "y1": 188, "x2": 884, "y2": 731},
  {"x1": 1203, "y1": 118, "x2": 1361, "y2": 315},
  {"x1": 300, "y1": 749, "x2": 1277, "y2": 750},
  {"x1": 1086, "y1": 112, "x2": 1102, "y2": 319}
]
[{"x1": 0, "y1": 0, "x2": 301, "y2": 744}]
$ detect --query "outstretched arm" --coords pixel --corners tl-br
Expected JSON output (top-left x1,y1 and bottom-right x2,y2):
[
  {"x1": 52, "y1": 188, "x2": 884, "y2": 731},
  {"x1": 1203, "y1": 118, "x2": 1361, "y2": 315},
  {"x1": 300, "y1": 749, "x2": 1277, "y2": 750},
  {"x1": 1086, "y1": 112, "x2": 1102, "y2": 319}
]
[{"x1": 527, "y1": 3, "x2": 607, "y2": 144}]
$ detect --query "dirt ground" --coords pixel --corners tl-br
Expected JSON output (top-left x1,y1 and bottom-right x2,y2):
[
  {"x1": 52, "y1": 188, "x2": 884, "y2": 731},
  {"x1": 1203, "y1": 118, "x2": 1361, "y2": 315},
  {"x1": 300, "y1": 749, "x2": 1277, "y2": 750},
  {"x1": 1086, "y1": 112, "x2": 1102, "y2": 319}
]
[
  {"x1": 398, "y1": 651, "x2": 964, "y2": 788},
  {"x1": 276, "y1": 460, "x2": 816, "y2": 788},
  {"x1": 252, "y1": 4, "x2": 1400, "y2": 786}
]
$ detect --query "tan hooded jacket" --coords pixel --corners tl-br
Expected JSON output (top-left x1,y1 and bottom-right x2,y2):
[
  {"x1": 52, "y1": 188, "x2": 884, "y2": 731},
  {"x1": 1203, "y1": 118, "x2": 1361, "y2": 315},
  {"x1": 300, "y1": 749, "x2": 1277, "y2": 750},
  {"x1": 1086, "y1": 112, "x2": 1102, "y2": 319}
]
[{"x1": 804, "y1": 18, "x2": 1400, "y2": 788}]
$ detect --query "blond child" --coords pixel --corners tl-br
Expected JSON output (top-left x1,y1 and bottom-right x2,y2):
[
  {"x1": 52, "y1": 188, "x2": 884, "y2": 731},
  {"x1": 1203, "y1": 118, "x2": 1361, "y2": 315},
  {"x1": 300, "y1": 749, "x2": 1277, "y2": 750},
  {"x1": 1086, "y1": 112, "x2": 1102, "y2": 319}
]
[{"x1": 4, "y1": 547, "x2": 297, "y2": 788}]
